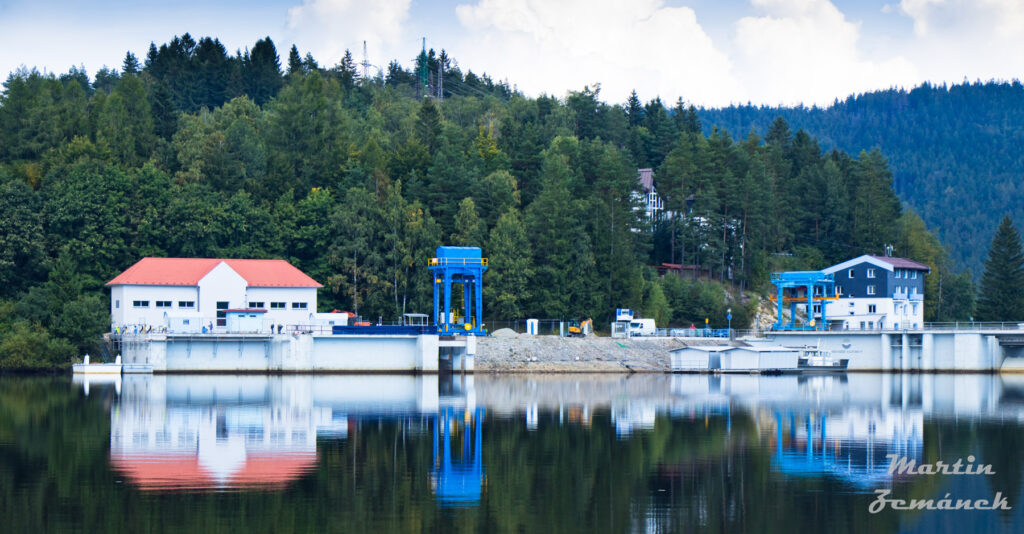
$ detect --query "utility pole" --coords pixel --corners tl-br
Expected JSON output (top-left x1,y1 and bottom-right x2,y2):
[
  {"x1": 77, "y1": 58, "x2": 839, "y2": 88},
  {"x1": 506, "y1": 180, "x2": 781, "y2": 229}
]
[
  {"x1": 419, "y1": 37, "x2": 428, "y2": 98},
  {"x1": 438, "y1": 55, "x2": 443, "y2": 100}
]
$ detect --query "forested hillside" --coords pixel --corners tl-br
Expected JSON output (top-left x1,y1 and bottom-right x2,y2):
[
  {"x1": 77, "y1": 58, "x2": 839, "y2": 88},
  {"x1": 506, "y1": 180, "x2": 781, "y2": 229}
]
[
  {"x1": 697, "y1": 81, "x2": 1024, "y2": 275},
  {"x1": 0, "y1": 33, "x2": 971, "y2": 369}
]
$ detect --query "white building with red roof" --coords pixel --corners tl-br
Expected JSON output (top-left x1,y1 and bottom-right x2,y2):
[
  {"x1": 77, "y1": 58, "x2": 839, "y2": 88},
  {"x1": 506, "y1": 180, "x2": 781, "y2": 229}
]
[{"x1": 106, "y1": 257, "x2": 323, "y2": 331}]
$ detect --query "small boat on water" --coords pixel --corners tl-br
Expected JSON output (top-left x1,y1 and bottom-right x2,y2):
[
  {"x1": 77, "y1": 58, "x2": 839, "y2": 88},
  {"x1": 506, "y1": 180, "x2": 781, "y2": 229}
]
[
  {"x1": 797, "y1": 347, "x2": 849, "y2": 373},
  {"x1": 72, "y1": 354, "x2": 122, "y2": 375}
]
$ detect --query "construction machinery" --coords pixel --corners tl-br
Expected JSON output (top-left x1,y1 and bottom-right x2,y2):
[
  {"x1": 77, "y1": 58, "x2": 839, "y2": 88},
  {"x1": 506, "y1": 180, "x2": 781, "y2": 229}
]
[{"x1": 567, "y1": 319, "x2": 593, "y2": 337}]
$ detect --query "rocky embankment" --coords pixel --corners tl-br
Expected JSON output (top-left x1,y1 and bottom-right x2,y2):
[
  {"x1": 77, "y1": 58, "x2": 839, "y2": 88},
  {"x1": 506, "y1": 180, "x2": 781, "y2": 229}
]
[{"x1": 476, "y1": 330, "x2": 729, "y2": 372}]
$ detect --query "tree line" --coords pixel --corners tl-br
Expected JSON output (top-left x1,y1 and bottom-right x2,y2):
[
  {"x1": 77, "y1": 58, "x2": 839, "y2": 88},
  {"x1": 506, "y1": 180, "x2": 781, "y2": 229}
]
[
  {"x1": 0, "y1": 33, "x2": 975, "y2": 369},
  {"x1": 698, "y1": 81, "x2": 1024, "y2": 277}
]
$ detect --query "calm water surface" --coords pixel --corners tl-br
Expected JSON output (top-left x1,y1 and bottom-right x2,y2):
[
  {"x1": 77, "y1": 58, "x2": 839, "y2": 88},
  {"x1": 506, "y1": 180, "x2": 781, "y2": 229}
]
[{"x1": 2, "y1": 373, "x2": 1023, "y2": 533}]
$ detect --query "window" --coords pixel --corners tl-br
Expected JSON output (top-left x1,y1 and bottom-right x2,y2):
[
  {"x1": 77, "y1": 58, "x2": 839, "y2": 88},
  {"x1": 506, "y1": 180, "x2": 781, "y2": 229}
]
[
  {"x1": 271, "y1": 302, "x2": 286, "y2": 309},
  {"x1": 848, "y1": 269, "x2": 855, "y2": 277},
  {"x1": 155, "y1": 301, "x2": 172, "y2": 308},
  {"x1": 813, "y1": 304, "x2": 821, "y2": 313},
  {"x1": 178, "y1": 301, "x2": 195, "y2": 308},
  {"x1": 912, "y1": 271, "x2": 917, "y2": 279},
  {"x1": 866, "y1": 285, "x2": 876, "y2": 295},
  {"x1": 133, "y1": 300, "x2": 149, "y2": 308},
  {"x1": 837, "y1": 286, "x2": 844, "y2": 296},
  {"x1": 249, "y1": 301, "x2": 265, "y2": 308},
  {"x1": 216, "y1": 301, "x2": 229, "y2": 327},
  {"x1": 292, "y1": 302, "x2": 308, "y2": 309},
  {"x1": 867, "y1": 268, "x2": 876, "y2": 278},
  {"x1": 868, "y1": 304, "x2": 877, "y2": 313},
  {"x1": 115, "y1": 300, "x2": 119, "y2": 309},
  {"x1": 860, "y1": 321, "x2": 866, "y2": 329},
  {"x1": 183, "y1": 319, "x2": 190, "y2": 325},
  {"x1": 912, "y1": 303, "x2": 918, "y2": 314}
]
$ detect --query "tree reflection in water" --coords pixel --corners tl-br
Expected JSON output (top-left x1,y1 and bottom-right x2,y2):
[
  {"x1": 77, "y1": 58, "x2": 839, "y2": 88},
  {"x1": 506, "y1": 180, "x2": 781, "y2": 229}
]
[{"x1": 0, "y1": 373, "x2": 1021, "y2": 533}]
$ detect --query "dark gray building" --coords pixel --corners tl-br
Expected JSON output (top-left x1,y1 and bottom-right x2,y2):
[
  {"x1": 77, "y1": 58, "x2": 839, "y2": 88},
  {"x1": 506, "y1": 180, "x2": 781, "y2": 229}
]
[{"x1": 822, "y1": 255, "x2": 930, "y2": 329}]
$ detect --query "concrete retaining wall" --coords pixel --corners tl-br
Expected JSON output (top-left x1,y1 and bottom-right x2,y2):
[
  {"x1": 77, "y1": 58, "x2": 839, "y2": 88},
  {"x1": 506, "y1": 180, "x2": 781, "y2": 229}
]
[{"x1": 120, "y1": 333, "x2": 456, "y2": 373}]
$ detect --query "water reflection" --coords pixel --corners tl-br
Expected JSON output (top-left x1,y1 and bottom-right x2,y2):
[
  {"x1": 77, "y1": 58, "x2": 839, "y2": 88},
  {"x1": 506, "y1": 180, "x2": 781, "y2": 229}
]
[
  {"x1": 431, "y1": 407, "x2": 485, "y2": 506},
  {"x1": 61, "y1": 372, "x2": 1024, "y2": 533},
  {"x1": 106, "y1": 375, "x2": 447, "y2": 491}
]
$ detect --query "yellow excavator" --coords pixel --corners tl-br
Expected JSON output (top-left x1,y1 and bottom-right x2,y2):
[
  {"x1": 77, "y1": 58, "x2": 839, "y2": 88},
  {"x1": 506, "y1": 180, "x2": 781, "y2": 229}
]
[{"x1": 567, "y1": 319, "x2": 593, "y2": 337}]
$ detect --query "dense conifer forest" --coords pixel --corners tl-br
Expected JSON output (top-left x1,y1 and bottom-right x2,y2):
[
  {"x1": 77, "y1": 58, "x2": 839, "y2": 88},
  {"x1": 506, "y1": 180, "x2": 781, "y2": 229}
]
[
  {"x1": 698, "y1": 81, "x2": 1024, "y2": 275},
  {"x1": 0, "y1": 34, "x2": 974, "y2": 369}
]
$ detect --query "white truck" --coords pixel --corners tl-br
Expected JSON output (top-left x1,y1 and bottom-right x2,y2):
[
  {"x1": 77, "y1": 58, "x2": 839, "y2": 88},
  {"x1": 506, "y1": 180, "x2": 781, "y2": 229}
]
[{"x1": 628, "y1": 318, "x2": 656, "y2": 337}]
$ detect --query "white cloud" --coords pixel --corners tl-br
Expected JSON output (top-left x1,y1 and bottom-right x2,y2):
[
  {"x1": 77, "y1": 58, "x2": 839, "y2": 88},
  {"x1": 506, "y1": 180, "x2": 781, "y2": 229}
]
[
  {"x1": 286, "y1": 0, "x2": 412, "y2": 69},
  {"x1": 899, "y1": 0, "x2": 1024, "y2": 39},
  {"x1": 895, "y1": 0, "x2": 1024, "y2": 83},
  {"x1": 452, "y1": 0, "x2": 743, "y2": 107},
  {"x1": 733, "y1": 0, "x2": 918, "y2": 106}
]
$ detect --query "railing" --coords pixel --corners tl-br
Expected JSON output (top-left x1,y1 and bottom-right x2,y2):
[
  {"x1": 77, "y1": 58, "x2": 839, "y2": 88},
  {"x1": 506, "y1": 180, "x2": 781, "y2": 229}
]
[
  {"x1": 746, "y1": 322, "x2": 1024, "y2": 335},
  {"x1": 922, "y1": 321, "x2": 1024, "y2": 331},
  {"x1": 428, "y1": 257, "x2": 489, "y2": 266}
]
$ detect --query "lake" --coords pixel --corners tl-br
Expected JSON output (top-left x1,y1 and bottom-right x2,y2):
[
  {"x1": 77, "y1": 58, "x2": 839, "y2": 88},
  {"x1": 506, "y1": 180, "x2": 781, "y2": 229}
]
[{"x1": 2, "y1": 372, "x2": 1022, "y2": 533}]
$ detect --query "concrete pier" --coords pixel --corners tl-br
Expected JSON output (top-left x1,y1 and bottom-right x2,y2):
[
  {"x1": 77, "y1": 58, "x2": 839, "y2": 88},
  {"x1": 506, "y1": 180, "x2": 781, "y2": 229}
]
[{"x1": 745, "y1": 328, "x2": 1024, "y2": 372}]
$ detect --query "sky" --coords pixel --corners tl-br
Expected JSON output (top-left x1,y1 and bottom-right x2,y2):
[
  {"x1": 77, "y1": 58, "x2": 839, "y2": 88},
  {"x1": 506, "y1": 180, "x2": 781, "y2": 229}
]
[{"x1": 1, "y1": 0, "x2": 1023, "y2": 107}]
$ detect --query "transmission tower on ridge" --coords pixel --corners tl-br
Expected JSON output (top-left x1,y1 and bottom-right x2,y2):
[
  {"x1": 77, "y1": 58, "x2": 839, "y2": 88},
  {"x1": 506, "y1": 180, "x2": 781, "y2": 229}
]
[{"x1": 361, "y1": 40, "x2": 370, "y2": 80}]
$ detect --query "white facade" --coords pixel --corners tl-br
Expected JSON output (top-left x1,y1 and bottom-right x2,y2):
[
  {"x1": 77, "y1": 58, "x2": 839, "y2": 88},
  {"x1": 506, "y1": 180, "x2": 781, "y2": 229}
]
[
  {"x1": 244, "y1": 286, "x2": 318, "y2": 326},
  {"x1": 825, "y1": 297, "x2": 925, "y2": 330},
  {"x1": 109, "y1": 260, "x2": 320, "y2": 333}
]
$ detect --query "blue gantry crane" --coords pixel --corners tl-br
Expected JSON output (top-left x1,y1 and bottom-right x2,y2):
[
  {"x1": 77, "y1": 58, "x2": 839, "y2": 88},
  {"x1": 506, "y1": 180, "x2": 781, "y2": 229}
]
[
  {"x1": 770, "y1": 271, "x2": 837, "y2": 330},
  {"x1": 429, "y1": 246, "x2": 488, "y2": 335}
]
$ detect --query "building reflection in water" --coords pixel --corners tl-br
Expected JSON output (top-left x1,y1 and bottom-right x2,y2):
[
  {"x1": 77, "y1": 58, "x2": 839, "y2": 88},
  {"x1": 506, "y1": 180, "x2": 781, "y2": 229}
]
[
  {"x1": 79, "y1": 371, "x2": 1023, "y2": 503},
  {"x1": 99, "y1": 374, "x2": 466, "y2": 493}
]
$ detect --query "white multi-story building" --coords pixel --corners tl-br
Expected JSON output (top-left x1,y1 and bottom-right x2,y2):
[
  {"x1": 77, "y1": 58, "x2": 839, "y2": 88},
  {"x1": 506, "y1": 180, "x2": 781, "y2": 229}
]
[
  {"x1": 636, "y1": 168, "x2": 665, "y2": 220},
  {"x1": 107, "y1": 257, "x2": 323, "y2": 331},
  {"x1": 821, "y1": 255, "x2": 930, "y2": 330}
]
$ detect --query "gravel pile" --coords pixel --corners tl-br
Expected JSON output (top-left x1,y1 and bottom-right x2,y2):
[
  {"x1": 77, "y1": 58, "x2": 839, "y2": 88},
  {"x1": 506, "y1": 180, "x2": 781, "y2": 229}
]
[{"x1": 476, "y1": 335, "x2": 730, "y2": 372}]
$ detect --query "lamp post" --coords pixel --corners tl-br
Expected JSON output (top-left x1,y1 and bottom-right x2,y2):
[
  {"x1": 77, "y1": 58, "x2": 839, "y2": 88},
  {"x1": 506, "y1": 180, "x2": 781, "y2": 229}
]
[{"x1": 727, "y1": 308, "x2": 732, "y2": 338}]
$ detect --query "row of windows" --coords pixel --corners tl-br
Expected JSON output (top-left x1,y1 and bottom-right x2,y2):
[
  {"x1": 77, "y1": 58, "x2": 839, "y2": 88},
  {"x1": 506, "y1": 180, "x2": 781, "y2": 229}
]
[
  {"x1": 848, "y1": 267, "x2": 918, "y2": 279},
  {"x1": 126, "y1": 300, "x2": 307, "y2": 309},
  {"x1": 130, "y1": 300, "x2": 194, "y2": 309},
  {"x1": 250, "y1": 301, "x2": 308, "y2": 309},
  {"x1": 895, "y1": 269, "x2": 919, "y2": 279}
]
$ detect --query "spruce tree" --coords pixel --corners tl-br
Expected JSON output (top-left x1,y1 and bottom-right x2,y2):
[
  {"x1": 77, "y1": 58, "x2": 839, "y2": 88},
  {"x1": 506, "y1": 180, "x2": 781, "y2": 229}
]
[
  {"x1": 287, "y1": 45, "x2": 303, "y2": 76},
  {"x1": 451, "y1": 197, "x2": 486, "y2": 247},
  {"x1": 976, "y1": 215, "x2": 1024, "y2": 321},
  {"x1": 485, "y1": 209, "x2": 533, "y2": 320}
]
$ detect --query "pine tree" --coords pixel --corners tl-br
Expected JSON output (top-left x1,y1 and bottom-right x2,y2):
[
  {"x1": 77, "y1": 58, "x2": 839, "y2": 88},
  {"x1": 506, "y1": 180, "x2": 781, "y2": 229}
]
[
  {"x1": 976, "y1": 215, "x2": 1024, "y2": 321},
  {"x1": 485, "y1": 209, "x2": 533, "y2": 319},
  {"x1": 122, "y1": 52, "x2": 140, "y2": 75},
  {"x1": 415, "y1": 97, "x2": 442, "y2": 151},
  {"x1": 287, "y1": 45, "x2": 303, "y2": 76},
  {"x1": 245, "y1": 36, "x2": 282, "y2": 105},
  {"x1": 451, "y1": 197, "x2": 486, "y2": 247},
  {"x1": 626, "y1": 90, "x2": 644, "y2": 127}
]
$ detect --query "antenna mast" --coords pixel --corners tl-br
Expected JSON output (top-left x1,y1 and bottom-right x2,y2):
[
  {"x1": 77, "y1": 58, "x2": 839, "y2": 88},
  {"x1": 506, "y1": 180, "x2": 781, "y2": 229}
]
[{"x1": 361, "y1": 40, "x2": 370, "y2": 80}]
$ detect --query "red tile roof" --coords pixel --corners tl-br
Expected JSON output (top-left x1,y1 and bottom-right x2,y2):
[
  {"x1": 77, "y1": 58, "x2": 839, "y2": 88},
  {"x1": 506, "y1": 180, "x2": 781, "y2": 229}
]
[
  {"x1": 111, "y1": 451, "x2": 318, "y2": 491},
  {"x1": 106, "y1": 257, "x2": 322, "y2": 287}
]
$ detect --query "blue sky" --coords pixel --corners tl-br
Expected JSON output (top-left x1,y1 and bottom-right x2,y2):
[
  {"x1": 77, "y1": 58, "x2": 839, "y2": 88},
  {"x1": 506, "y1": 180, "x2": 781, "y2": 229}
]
[{"x1": 2, "y1": 0, "x2": 1022, "y2": 107}]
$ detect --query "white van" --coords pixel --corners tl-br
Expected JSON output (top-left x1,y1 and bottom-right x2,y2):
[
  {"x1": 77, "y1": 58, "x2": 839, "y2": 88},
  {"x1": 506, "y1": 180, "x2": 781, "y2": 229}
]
[{"x1": 628, "y1": 318, "x2": 656, "y2": 337}]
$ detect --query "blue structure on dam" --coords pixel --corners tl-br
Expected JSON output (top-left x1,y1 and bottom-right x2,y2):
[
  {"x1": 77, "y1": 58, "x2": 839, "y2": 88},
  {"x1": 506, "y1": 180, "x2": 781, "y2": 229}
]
[
  {"x1": 770, "y1": 271, "x2": 837, "y2": 330},
  {"x1": 429, "y1": 246, "x2": 488, "y2": 336}
]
